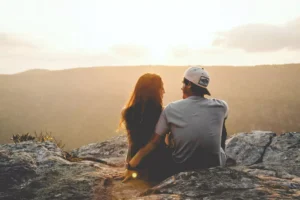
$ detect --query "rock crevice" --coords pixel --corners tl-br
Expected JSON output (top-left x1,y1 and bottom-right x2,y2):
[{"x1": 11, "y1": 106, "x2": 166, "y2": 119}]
[{"x1": 253, "y1": 133, "x2": 276, "y2": 164}]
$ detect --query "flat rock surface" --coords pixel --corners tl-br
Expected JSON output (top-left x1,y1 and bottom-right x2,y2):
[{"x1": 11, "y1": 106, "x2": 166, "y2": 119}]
[{"x1": 1, "y1": 131, "x2": 300, "y2": 199}]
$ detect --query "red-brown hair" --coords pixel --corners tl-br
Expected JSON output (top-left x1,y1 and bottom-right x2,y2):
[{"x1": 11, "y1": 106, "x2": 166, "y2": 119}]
[{"x1": 119, "y1": 73, "x2": 164, "y2": 130}]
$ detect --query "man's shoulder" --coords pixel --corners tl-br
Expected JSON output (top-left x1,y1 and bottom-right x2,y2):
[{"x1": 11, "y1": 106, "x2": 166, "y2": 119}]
[
  {"x1": 207, "y1": 98, "x2": 229, "y2": 118},
  {"x1": 207, "y1": 98, "x2": 228, "y2": 108},
  {"x1": 165, "y1": 99, "x2": 188, "y2": 110}
]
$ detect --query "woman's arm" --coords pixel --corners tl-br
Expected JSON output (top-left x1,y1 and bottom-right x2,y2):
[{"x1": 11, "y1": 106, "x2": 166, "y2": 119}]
[{"x1": 126, "y1": 130, "x2": 133, "y2": 162}]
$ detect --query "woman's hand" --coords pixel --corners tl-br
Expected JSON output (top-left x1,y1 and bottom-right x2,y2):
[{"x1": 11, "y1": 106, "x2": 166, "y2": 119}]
[{"x1": 122, "y1": 169, "x2": 138, "y2": 183}]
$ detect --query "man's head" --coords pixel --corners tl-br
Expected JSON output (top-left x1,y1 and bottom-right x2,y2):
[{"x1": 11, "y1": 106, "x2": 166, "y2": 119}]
[{"x1": 181, "y1": 66, "x2": 211, "y2": 98}]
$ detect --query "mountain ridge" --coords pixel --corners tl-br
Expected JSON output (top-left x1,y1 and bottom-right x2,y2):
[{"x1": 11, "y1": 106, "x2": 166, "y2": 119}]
[{"x1": 0, "y1": 64, "x2": 299, "y2": 149}]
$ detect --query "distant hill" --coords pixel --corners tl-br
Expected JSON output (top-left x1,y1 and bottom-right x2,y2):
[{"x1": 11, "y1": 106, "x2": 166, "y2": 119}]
[
  {"x1": 16, "y1": 69, "x2": 51, "y2": 75},
  {"x1": 1, "y1": 64, "x2": 300, "y2": 150}
]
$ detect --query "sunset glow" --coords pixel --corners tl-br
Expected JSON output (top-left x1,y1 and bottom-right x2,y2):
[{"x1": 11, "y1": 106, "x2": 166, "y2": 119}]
[{"x1": 0, "y1": 0, "x2": 300, "y2": 73}]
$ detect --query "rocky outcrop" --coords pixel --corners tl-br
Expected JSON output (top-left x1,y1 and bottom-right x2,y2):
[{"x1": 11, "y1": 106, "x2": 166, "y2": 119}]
[
  {"x1": 139, "y1": 132, "x2": 300, "y2": 200},
  {"x1": 1, "y1": 131, "x2": 300, "y2": 199},
  {"x1": 71, "y1": 135, "x2": 128, "y2": 166},
  {"x1": 0, "y1": 141, "x2": 113, "y2": 200}
]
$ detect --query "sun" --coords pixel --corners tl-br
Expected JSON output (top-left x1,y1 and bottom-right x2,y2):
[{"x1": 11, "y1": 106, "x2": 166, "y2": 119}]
[{"x1": 148, "y1": 46, "x2": 168, "y2": 63}]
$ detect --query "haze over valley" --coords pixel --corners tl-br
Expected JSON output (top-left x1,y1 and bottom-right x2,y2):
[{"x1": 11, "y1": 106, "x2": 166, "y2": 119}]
[{"x1": 0, "y1": 64, "x2": 299, "y2": 149}]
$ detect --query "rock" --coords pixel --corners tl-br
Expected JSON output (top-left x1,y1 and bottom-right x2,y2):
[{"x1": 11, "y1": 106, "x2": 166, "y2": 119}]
[
  {"x1": 139, "y1": 167, "x2": 300, "y2": 200},
  {"x1": 0, "y1": 141, "x2": 120, "y2": 200},
  {"x1": 1, "y1": 132, "x2": 300, "y2": 199},
  {"x1": 263, "y1": 132, "x2": 300, "y2": 177},
  {"x1": 71, "y1": 135, "x2": 128, "y2": 166},
  {"x1": 225, "y1": 131, "x2": 276, "y2": 165}
]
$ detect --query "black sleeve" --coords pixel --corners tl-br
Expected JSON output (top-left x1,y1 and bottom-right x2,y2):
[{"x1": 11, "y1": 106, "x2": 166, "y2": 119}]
[
  {"x1": 221, "y1": 119, "x2": 227, "y2": 150},
  {"x1": 126, "y1": 143, "x2": 132, "y2": 162}
]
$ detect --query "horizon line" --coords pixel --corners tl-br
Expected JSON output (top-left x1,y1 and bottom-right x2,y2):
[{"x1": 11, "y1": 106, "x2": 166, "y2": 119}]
[{"x1": 1, "y1": 62, "x2": 300, "y2": 76}]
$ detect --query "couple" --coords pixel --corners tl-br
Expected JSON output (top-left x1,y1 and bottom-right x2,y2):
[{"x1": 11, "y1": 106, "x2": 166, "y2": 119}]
[{"x1": 120, "y1": 66, "x2": 228, "y2": 183}]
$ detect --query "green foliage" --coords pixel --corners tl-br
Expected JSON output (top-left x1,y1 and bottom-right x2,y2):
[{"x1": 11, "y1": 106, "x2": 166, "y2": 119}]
[{"x1": 11, "y1": 131, "x2": 65, "y2": 149}]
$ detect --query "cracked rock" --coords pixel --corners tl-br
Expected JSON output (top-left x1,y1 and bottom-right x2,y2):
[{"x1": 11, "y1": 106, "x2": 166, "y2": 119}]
[{"x1": 225, "y1": 131, "x2": 276, "y2": 165}]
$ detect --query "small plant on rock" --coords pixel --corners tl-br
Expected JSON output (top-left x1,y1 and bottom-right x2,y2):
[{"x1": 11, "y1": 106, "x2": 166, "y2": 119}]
[
  {"x1": 34, "y1": 131, "x2": 65, "y2": 149},
  {"x1": 11, "y1": 131, "x2": 65, "y2": 149},
  {"x1": 11, "y1": 133, "x2": 35, "y2": 143}
]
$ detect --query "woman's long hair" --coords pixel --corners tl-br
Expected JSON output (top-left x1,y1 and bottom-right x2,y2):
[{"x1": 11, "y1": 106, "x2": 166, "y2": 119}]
[{"x1": 119, "y1": 73, "x2": 164, "y2": 144}]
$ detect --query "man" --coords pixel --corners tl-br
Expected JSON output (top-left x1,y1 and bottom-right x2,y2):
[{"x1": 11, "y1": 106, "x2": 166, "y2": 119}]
[{"x1": 123, "y1": 66, "x2": 228, "y2": 182}]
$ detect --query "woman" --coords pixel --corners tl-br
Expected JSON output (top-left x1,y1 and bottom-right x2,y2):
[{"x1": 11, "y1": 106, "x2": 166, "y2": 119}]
[{"x1": 119, "y1": 73, "x2": 168, "y2": 182}]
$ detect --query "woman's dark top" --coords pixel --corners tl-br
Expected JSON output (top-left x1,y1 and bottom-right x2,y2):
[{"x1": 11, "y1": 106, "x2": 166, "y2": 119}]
[{"x1": 124, "y1": 102, "x2": 168, "y2": 171}]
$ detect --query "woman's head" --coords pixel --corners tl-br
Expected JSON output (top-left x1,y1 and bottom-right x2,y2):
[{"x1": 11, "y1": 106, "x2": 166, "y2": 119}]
[
  {"x1": 126, "y1": 73, "x2": 164, "y2": 108},
  {"x1": 119, "y1": 73, "x2": 164, "y2": 130}
]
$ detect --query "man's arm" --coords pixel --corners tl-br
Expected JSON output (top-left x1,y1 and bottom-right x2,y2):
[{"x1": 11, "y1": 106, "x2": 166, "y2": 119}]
[
  {"x1": 129, "y1": 133, "x2": 162, "y2": 167},
  {"x1": 221, "y1": 119, "x2": 227, "y2": 150},
  {"x1": 221, "y1": 100, "x2": 229, "y2": 150}
]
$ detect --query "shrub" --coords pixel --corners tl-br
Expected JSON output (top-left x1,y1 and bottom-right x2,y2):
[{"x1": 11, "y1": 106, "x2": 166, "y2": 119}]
[
  {"x1": 11, "y1": 133, "x2": 35, "y2": 143},
  {"x1": 11, "y1": 131, "x2": 65, "y2": 149}
]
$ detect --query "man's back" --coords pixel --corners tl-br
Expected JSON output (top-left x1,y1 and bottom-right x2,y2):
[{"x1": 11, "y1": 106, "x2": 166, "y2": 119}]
[{"x1": 156, "y1": 96, "x2": 228, "y2": 163}]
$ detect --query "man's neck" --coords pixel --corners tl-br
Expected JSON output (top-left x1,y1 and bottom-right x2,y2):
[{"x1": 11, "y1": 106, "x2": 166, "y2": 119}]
[
  {"x1": 185, "y1": 94, "x2": 204, "y2": 98},
  {"x1": 182, "y1": 94, "x2": 204, "y2": 99}
]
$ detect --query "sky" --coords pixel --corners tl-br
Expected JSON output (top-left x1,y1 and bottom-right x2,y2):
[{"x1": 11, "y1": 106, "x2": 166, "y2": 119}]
[{"x1": 0, "y1": 0, "x2": 300, "y2": 74}]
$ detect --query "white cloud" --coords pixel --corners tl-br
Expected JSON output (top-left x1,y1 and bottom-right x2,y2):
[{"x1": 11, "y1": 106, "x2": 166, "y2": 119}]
[
  {"x1": 213, "y1": 17, "x2": 300, "y2": 52},
  {"x1": 0, "y1": 32, "x2": 151, "y2": 74},
  {"x1": 0, "y1": 33, "x2": 36, "y2": 48}
]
